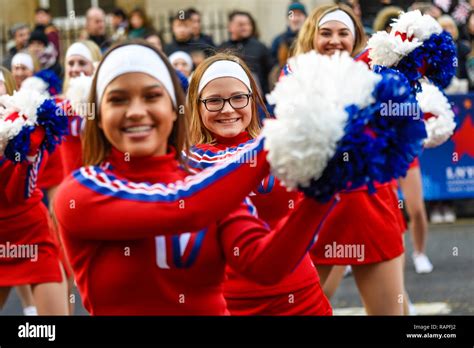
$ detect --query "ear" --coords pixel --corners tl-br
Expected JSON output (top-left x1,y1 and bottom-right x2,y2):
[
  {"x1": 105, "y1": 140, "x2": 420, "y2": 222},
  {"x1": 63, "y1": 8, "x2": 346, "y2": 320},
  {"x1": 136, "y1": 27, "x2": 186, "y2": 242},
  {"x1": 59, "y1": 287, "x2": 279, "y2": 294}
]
[{"x1": 172, "y1": 108, "x2": 178, "y2": 122}]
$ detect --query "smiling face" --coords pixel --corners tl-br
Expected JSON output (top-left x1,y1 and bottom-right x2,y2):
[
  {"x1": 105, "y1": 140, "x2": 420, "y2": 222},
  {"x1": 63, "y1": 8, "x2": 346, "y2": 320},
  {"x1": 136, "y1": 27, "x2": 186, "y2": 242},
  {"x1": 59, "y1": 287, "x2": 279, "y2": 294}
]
[
  {"x1": 11, "y1": 64, "x2": 33, "y2": 89},
  {"x1": 314, "y1": 20, "x2": 355, "y2": 56},
  {"x1": 66, "y1": 55, "x2": 94, "y2": 78},
  {"x1": 199, "y1": 77, "x2": 252, "y2": 138},
  {"x1": 99, "y1": 72, "x2": 177, "y2": 157}
]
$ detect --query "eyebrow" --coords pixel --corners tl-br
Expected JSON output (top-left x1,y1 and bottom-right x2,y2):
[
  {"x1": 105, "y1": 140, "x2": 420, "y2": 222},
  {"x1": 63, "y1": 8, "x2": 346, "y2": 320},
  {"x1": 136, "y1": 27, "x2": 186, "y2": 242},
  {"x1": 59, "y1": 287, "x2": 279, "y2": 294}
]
[
  {"x1": 106, "y1": 84, "x2": 163, "y2": 94},
  {"x1": 202, "y1": 91, "x2": 248, "y2": 98}
]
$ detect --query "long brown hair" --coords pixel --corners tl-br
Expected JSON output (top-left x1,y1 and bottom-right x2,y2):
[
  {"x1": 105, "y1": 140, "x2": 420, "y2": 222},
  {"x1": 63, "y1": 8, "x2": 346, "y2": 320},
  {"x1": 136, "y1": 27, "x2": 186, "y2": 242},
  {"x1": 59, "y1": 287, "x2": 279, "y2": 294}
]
[
  {"x1": 187, "y1": 52, "x2": 268, "y2": 145},
  {"x1": 82, "y1": 40, "x2": 189, "y2": 167},
  {"x1": 293, "y1": 3, "x2": 366, "y2": 57},
  {"x1": 0, "y1": 67, "x2": 17, "y2": 95}
]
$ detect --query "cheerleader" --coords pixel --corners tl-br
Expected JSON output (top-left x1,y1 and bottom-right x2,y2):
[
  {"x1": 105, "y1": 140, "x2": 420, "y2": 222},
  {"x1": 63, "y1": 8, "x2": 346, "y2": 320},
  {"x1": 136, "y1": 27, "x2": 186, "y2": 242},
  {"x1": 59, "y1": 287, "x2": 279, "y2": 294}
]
[
  {"x1": 0, "y1": 68, "x2": 68, "y2": 314},
  {"x1": 186, "y1": 52, "x2": 331, "y2": 315},
  {"x1": 60, "y1": 40, "x2": 102, "y2": 176},
  {"x1": 290, "y1": 4, "x2": 407, "y2": 315},
  {"x1": 11, "y1": 52, "x2": 38, "y2": 89},
  {"x1": 53, "y1": 41, "x2": 338, "y2": 315}
]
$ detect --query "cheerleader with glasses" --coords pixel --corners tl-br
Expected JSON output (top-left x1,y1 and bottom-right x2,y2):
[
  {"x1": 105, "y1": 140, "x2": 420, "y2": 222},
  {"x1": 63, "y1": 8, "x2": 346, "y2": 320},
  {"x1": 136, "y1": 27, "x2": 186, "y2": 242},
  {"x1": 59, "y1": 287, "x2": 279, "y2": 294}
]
[{"x1": 186, "y1": 52, "x2": 331, "y2": 315}]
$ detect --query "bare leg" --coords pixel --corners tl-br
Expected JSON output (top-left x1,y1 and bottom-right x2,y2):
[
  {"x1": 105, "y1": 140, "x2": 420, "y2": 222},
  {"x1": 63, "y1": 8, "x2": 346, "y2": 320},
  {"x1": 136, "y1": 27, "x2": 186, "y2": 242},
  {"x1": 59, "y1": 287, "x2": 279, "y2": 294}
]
[
  {"x1": 31, "y1": 265, "x2": 68, "y2": 315},
  {"x1": 352, "y1": 254, "x2": 405, "y2": 315},
  {"x1": 315, "y1": 264, "x2": 334, "y2": 288},
  {"x1": 320, "y1": 265, "x2": 346, "y2": 299},
  {"x1": 399, "y1": 168, "x2": 429, "y2": 254}
]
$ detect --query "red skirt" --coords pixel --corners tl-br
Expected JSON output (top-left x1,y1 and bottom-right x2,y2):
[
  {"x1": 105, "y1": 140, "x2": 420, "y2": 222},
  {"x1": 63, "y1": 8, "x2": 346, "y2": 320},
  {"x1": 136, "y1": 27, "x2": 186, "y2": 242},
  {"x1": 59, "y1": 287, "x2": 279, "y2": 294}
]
[
  {"x1": 310, "y1": 183, "x2": 405, "y2": 265},
  {"x1": 225, "y1": 281, "x2": 332, "y2": 316},
  {"x1": 0, "y1": 202, "x2": 63, "y2": 286}
]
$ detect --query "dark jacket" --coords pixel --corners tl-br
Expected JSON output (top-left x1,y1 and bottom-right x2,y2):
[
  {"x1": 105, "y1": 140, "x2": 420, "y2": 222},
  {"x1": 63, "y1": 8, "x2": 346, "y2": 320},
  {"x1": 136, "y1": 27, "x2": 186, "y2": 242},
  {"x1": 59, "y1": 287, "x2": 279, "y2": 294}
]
[{"x1": 219, "y1": 37, "x2": 274, "y2": 95}]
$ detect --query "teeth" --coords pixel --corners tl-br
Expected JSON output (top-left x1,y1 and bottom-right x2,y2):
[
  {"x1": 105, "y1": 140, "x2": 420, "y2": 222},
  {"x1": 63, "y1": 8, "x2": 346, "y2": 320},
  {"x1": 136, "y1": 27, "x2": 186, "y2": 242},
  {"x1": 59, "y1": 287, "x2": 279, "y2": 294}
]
[
  {"x1": 124, "y1": 126, "x2": 152, "y2": 133},
  {"x1": 217, "y1": 119, "x2": 239, "y2": 124}
]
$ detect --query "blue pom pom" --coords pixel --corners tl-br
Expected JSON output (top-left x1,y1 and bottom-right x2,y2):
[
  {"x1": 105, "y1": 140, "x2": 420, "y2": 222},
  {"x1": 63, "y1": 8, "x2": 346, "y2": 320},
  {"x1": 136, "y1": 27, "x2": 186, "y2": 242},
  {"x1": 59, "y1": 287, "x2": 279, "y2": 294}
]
[
  {"x1": 300, "y1": 68, "x2": 427, "y2": 202},
  {"x1": 4, "y1": 125, "x2": 35, "y2": 163},
  {"x1": 36, "y1": 98, "x2": 68, "y2": 153},
  {"x1": 385, "y1": 31, "x2": 456, "y2": 91},
  {"x1": 35, "y1": 69, "x2": 62, "y2": 96}
]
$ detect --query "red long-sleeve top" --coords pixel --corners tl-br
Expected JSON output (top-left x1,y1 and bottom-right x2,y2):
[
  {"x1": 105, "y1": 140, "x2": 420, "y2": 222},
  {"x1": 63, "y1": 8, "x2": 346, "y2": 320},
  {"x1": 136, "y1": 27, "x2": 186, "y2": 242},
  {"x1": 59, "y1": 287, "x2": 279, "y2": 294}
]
[{"x1": 54, "y1": 138, "x2": 337, "y2": 315}]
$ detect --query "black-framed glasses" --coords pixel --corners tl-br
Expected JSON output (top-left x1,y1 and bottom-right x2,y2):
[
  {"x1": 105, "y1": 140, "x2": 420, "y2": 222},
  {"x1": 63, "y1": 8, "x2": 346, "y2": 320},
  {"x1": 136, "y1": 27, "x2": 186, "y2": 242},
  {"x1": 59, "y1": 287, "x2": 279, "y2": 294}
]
[{"x1": 199, "y1": 93, "x2": 252, "y2": 112}]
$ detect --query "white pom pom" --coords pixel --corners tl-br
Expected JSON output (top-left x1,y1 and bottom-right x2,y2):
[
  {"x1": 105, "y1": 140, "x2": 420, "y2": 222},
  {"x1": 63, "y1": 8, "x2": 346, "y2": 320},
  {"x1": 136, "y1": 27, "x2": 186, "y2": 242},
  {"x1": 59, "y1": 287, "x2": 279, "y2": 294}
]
[
  {"x1": 66, "y1": 74, "x2": 93, "y2": 114},
  {"x1": 0, "y1": 89, "x2": 47, "y2": 156},
  {"x1": 263, "y1": 51, "x2": 381, "y2": 189},
  {"x1": 391, "y1": 10, "x2": 442, "y2": 41},
  {"x1": 20, "y1": 76, "x2": 50, "y2": 97},
  {"x1": 416, "y1": 81, "x2": 456, "y2": 148}
]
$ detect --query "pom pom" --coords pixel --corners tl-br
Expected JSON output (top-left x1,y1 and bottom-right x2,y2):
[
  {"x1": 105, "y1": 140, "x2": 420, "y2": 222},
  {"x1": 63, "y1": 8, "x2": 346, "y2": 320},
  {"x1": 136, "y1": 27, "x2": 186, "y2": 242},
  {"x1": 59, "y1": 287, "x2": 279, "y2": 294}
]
[
  {"x1": 20, "y1": 76, "x2": 50, "y2": 97},
  {"x1": 416, "y1": 81, "x2": 456, "y2": 148},
  {"x1": 264, "y1": 52, "x2": 427, "y2": 202},
  {"x1": 36, "y1": 98, "x2": 68, "y2": 153},
  {"x1": 263, "y1": 51, "x2": 381, "y2": 190},
  {"x1": 65, "y1": 74, "x2": 93, "y2": 115},
  {"x1": 34, "y1": 69, "x2": 62, "y2": 96},
  {"x1": 368, "y1": 31, "x2": 422, "y2": 67},
  {"x1": 391, "y1": 10, "x2": 442, "y2": 41}
]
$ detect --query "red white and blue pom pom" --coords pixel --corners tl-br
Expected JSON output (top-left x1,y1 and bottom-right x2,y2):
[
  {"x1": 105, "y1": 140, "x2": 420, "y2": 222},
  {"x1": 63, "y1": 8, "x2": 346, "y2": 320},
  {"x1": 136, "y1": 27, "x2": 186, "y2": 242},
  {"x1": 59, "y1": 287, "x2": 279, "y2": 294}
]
[
  {"x1": 367, "y1": 10, "x2": 457, "y2": 91},
  {"x1": 0, "y1": 89, "x2": 67, "y2": 162},
  {"x1": 264, "y1": 51, "x2": 427, "y2": 202},
  {"x1": 21, "y1": 69, "x2": 63, "y2": 97}
]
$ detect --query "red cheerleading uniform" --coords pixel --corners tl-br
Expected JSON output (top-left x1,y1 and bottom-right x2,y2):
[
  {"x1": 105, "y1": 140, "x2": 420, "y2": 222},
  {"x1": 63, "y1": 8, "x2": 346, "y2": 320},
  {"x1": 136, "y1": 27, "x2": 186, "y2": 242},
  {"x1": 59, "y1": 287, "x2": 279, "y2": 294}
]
[
  {"x1": 60, "y1": 115, "x2": 83, "y2": 176},
  {"x1": 188, "y1": 132, "x2": 331, "y2": 316},
  {"x1": 54, "y1": 138, "x2": 338, "y2": 315},
  {"x1": 38, "y1": 149, "x2": 64, "y2": 190},
  {"x1": 0, "y1": 153, "x2": 62, "y2": 286}
]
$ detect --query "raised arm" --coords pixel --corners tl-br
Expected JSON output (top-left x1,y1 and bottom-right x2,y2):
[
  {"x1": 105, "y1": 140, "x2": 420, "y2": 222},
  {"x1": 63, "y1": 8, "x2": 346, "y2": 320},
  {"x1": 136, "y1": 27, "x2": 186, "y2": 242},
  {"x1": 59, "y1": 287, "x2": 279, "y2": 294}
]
[
  {"x1": 55, "y1": 137, "x2": 270, "y2": 240},
  {"x1": 219, "y1": 195, "x2": 339, "y2": 285}
]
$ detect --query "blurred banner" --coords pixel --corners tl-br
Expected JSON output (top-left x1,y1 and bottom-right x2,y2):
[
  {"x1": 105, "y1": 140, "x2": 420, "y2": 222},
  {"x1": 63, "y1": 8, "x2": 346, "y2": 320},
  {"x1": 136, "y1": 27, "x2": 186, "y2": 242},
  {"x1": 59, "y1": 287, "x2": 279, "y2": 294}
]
[{"x1": 420, "y1": 93, "x2": 474, "y2": 200}]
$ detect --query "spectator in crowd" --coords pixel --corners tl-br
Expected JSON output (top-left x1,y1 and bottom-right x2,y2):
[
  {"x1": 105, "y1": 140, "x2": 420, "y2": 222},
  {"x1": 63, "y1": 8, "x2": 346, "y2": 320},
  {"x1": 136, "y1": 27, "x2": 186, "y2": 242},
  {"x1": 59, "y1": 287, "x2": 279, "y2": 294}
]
[
  {"x1": 10, "y1": 52, "x2": 38, "y2": 89},
  {"x1": 110, "y1": 7, "x2": 128, "y2": 43},
  {"x1": 145, "y1": 31, "x2": 164, "y2": 52},
  {"x1": 2, "y1": 23, "x2": 30, "y2": 70},
  {"x1": 271, "y1": 1, "x2": 307, "y2": 64},
  {"x1": 169, "y1": 50, "x2": 193, "y2": 78},
  {"x1": 372, "y1": 6, "x2": 403, "y2": 32},
  {"x1": 127, "y1": 7, "x2": 154, "y2": 39},
  {"x1": 81, "y1": 7, "x2": 109, "y2": 51},
  {"x1": 165, "y1": 11, "x2": 212, "y2": 67},
  {"x1": 219, "y1": 11, "x2": 274, "y2": 96},
  {"x1": 438, "y1": 15, "x2": 471, "y2": 80},
  {"x1": 27, "y1": 29, "x2": 62, "y2": 77},
  {"x1": 33, "y1": 7, "x2": 61, "y2": 58},
  {"x1": 186, "y1": 8, "x2": 215, "y2": 47}
]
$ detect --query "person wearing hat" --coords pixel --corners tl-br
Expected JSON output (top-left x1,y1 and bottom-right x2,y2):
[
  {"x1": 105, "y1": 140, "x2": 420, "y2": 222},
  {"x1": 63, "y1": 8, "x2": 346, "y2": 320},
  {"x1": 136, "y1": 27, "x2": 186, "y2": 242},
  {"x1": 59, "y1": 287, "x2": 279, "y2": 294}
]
[
  {"x1": 11, "y1": 52, "x2": 38, "y2": 89},
  {"x1": 27, "y1": 29, "x2": 62, "y2": 77},
  {"x1": 169, "y1": 50, "x2": 193, "y2": 78},
  {"x1": 271, "y1": 1, "x2": 308, "y2": 64},
  {"x1": 34, "y1": 7, "x2": 61, "y2": 59},
  {"x1": 2, "y1": 23, "x2": 30, "y2": 70}
]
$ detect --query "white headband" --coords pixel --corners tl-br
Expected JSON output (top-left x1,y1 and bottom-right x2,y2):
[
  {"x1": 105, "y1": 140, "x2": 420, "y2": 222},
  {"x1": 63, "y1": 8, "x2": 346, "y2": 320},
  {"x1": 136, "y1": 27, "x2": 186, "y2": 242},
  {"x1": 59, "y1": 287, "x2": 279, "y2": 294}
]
[
  {"x1": 319, "y1": 10, "x2": 356, "y2": 38},
  {"x1": 0, "y1": 71, "x2": 4, "y2": 82},
  {"x1": 96, "y1": 45, "x2": 176, "y2": 106},
  {"x1": 12, "y1": 53, "x2": 34, "y2": 71},
  {"x1": 198, "y1": 60, "x2": 252, "y2": 95},
  {"x1": 66, "y1": 42, "x2": 94, "y2": 62},
  {"x1": 169, "y1": 51, "x2": 193, "y2": 71}
]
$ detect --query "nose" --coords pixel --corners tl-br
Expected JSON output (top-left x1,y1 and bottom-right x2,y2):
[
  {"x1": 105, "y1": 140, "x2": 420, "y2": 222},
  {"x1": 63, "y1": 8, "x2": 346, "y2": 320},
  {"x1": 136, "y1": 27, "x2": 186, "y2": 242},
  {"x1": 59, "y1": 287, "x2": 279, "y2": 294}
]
[
  {"x1": 220, "y1": 99, "x2": 234, "y2": 114},
  {"x1": 125, "y1": 98, "x2": 147, "y2": 120},
  {"x1": 329, "y1": 35, "x2": 341, "y2": 45}
]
